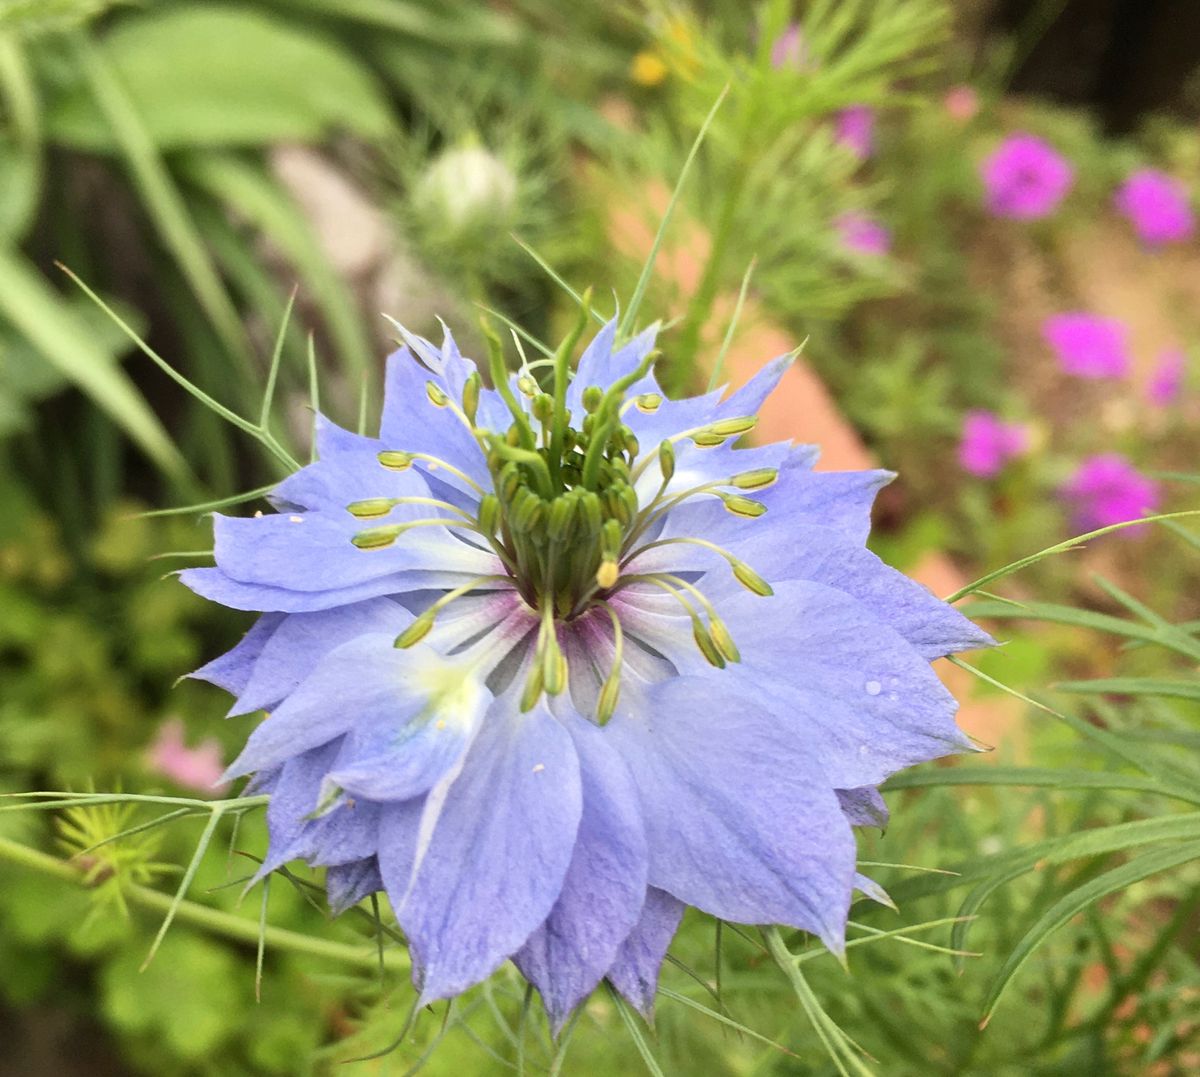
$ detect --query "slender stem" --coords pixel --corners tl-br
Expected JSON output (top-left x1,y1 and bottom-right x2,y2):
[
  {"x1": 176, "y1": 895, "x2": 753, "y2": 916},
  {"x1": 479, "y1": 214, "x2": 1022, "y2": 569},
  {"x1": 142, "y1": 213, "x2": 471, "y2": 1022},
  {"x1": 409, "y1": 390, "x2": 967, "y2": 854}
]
[{"x1": 0, "y1": 836, "x2": 409, "y2": 973}]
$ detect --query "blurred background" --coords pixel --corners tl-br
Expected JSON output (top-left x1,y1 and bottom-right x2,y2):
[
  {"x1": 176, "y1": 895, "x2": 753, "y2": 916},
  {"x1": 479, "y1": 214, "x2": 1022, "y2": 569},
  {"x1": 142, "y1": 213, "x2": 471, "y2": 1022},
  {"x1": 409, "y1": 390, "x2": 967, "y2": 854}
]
[{"x1": 0, "y1": 1, "x2": 1198, "y2": 1074}]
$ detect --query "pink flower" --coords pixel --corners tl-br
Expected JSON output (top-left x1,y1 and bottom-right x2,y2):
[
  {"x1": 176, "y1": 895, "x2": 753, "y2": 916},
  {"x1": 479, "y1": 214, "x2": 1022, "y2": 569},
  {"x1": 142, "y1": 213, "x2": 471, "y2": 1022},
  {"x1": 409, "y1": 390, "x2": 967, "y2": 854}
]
[
  {"x1": 147, "y1": 718, "x2": 228, "y2": 795},
  {"x1": 1042, "y1": 313, "x2": 1131, "y2": 379},
  {"x1": 958, "y1": 410, "x2": 1029, "y2": 477},
  {"x1": 1147, "y1": 349, "x2": 1186, "y2": 406},
  {"x1": 1114, "y1": 169, "x2": 1194, "y2": 247},
  {"x1": 981, "y1": 133, "x2": 1073, "y2": 220},
  {"x1": 944, "y1": 84, "x2": 979, "y2": 123},
  {"x1": 770, "y1": 23, "x2": 809, "y2": 70},
  {"x1": 1061, "y1": 454, "x2": 1159, "y2": 534},
  {"x1": 834, "y1": 211, "x2": 890, "y2": 256},
  {"x1": 835, "y1": 105, "x2": 874, "y2": 160}
]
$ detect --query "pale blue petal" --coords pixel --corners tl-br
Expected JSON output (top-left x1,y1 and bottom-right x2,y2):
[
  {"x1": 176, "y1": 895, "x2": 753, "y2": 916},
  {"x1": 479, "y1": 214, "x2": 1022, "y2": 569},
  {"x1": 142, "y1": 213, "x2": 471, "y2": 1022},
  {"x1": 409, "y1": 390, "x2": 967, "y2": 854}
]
[
  {"x1": 514, "y1": 714, "x2": 647, "y2": 1031},
  {"x1": 188, "y1": 614, "x2": 283, "y2": 696},
  {"x1": 395, "y1": 699, "x2": 582, "y2": 1004},
  {"x1": 836, "y1": 786, "x2": 889, "y2": 829},
  {"x1": 326, "y1": 858, "x2": 383, "y2": 915},
  {"x1": 605, "y1": 887, "x2": 684, "y2": 1019}
]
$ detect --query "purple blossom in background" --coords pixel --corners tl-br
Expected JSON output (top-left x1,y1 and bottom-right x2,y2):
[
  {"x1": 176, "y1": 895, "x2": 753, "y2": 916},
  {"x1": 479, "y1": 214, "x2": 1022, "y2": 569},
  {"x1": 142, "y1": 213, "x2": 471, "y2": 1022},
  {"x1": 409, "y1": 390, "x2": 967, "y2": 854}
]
[
  {"x1": 835, "y1": 105, "x2": 874, "y2": 160},
  {"x1": 980, "y1": 133, "x2": 1073, "y2": 220},
  {"x1": 770, "y1": 22, "x2": 808, "y2": 70},
  {"x1": 958, "y1": 411, "x2": 1028, "y2": 477},
  {"x1": 1114, "y1": 169, "x2": 1194, "y2": 247},
  {"x1": 183, "y1": 316, "x2": 991, "y2": 1027},
  {"x1": 835, "y1": 211, "x2": 890, "y2": 256},
  {"x1": 1147, "y1": 349, "x2": 1186, "y2": 406},
  {"x1": 1062, "y1": 454, "x2": 1160, "y2": 533},
  {"x1": 1042, "y1": 313, "x2": 1131, "y2": 379}
]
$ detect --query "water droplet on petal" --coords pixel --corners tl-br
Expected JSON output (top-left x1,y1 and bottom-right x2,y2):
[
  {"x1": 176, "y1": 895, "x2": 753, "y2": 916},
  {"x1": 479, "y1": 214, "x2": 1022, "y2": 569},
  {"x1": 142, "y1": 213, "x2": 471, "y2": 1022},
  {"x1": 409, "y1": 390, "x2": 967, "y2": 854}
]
[{"x1": 865, "y1": 680, "x2": 882, "y2": 696}]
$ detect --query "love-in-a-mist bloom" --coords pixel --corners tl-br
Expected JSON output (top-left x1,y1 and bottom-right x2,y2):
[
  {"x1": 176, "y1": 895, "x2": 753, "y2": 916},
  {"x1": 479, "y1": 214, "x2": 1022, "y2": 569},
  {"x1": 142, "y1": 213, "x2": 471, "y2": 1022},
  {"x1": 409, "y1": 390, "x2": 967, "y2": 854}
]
[
  {"x1": 1062, "y1": 454, "x2": 1159, "y2": 533},
  {"x1": 835, "y1": 105, "x2": 874, "y2": 160},
  {"x1": 1114, "y1": 169, "x2": 1194, "y2": 247},
  {"x1": 834, "y1": 211, "x2": 890, "y2": 256},
  {"x1": 185, "y1": 316, "x2": 990, "y2": 1027},
  {"x1": 958, "y1": 411, "x2": 1028, "y2": 477},
  {"x1": 980, "y1": 133, "x2": 1073, "y2": 220},
  {"x1": 1042, "y1": 313, "x2": 1131, "y2": 379}
]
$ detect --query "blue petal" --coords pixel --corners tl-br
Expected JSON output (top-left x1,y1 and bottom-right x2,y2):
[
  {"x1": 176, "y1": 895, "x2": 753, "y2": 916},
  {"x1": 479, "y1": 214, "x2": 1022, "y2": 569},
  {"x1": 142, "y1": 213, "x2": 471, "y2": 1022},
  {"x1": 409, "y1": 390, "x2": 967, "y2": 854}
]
[
  {"x1": 223, "y1": 633, "x2": 425, "y2": 780},
  {"x1": 713, "y1": 352, "x2": 795, "y2": 418},
  {"x1": 233, "y1": 598, "x2": 411, "y2": 715},
  {"x1": 719, "y1": 580, "x2": 973, "y2": 787},
  {"x1": 326, "y1": 857, "x2": 383, "y2": 915},
  {"x1": 314, "y1": 414, "x2": 379, "y2": 457},
  {"x1": 514, "y1": 713, "x2": 647, "y2": 1031},
  {"x1": 605, "y1": 887, "x2": 684, "y2": 1019},
  {"x1": 188, "y1": 613, "x2": 283, "y2": 696},
  {"x1": 257, "y1": 739, "x2": 342, "y2": 873},
  {"x1": 854, "y1": 873, "x2": 895, "y2": 910},
  {"x1": 609, "y1": 675, "x2": 857, "y2": 954},
  {"x1": 392, "y1": 698, "x2": 582, "y2": 1004},
  {"x1": 836, "y1": 787, "x2": 889, "y2": 829},
  {"x1": 271, "y1": 449, "x2": 446, "y2": 514}
]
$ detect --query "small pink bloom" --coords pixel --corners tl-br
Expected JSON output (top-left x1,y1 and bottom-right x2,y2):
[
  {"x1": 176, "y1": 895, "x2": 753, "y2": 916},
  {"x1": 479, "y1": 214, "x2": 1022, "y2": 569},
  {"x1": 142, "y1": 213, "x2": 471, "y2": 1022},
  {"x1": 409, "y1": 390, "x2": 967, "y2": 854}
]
[
  {"x1": 943, "y1": 84, "x2": 979, "y2": 123},
  {"x1": 835, "y1": 106, "x2": 874, "y2": 160},
  {"x1": 770, "y1": 23, "x2": 809, "y2": 70},
  {"x1": 958, "y1": 410, "x2": 1029, "y2": 477},
  {"x1": 981, "y1": 133, "x2": 1073, "y2": 220},
  {"x1": 147, "y1": 718, "x2": 228, "y2": 795},
  {"x1": 1061, "y1": 454, "x2": 1160, "y2": 534},
  {"x1": 1042, "y1": 313, "x2": 1131, "y2": 379},
  {"x1": 1114, "y1": 168, "x2": 1194, "y2": 247},
  {"x1": 834, "y1": 211, "x2": 890, "y2": 256},
  {"x1": 1147, "y1": 349, "x2": 1186, "y2": 406}
]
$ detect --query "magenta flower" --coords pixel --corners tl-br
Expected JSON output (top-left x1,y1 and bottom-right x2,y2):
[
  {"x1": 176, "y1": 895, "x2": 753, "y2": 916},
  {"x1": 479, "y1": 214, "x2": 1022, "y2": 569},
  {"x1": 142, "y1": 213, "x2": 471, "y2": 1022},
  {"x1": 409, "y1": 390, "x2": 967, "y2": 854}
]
[
  {"x1": 958, "y1": 411, "x2": 1028, "y2": 478},
  {"x1": 1147, "y1": 349, "x2": 1186, "y2": 406},
  {"x1": 944, "y1": 85, "x2": 979, "y2": 123},
  {"x1": 1061, "y1": 455, "x2": 1160, "y2": 534},
  {"x1": 834, "y1": 211, "x2": 890, "y2": 256},
  {"x1": 835, "y1": 106, "x2": 874, "y2": 160},
  {"x1": 771, "y1": 23, "x2": 809, "y2": 70},
  {"x1": 147, "y1": 718, "x2": 228, "y2": 794},
  {"x1": 1114, "y1": 169, "x2": 1194, "y2": 247},
  {"x1": 1042, "y1": 313, "x2": 1131, "y2": 379},
  {"x1": 980, "y1": 133, "x2": 1073, "y2": 220}
]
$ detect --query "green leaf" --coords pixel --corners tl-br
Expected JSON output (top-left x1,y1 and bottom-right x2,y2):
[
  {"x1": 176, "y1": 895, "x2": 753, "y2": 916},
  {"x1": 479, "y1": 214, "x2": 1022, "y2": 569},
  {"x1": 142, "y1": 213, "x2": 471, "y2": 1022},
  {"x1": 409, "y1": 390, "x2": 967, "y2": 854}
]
[
  {"x1": 0, "y1": 248, "x2": 186, "y2": 477},
  {"x1": 980, "y1": 839, "x2": 1200, "y2": 1024},
  {"x1": 1053, "y1": 678, "x2": 1200, "y2": 701},
  {"x1": 47, "y1": 4, "x2": 392, "y2": 150}
]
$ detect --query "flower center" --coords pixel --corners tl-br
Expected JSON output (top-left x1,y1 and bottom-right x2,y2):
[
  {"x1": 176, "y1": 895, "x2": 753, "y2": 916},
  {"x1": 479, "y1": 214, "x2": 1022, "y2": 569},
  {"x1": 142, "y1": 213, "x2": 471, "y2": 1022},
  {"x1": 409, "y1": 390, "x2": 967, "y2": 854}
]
[{"x1": 345, "y1": 310, "x2": 778, "y2": 719}]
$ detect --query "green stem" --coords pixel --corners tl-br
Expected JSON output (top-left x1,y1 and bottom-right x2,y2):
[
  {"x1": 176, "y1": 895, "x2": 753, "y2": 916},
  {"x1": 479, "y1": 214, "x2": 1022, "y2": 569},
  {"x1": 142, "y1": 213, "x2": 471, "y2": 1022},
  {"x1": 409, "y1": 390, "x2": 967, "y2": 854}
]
[{"x1": 0, "y1": 835, "x2": 410, "y2": 974}]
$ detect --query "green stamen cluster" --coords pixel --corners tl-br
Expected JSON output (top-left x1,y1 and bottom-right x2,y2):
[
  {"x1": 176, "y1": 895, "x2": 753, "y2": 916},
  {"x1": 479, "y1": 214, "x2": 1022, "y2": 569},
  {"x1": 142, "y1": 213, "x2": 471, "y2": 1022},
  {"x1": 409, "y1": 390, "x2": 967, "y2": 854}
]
[{"x1": 349, "y1": 304, "x2": 779, "y2": 719}]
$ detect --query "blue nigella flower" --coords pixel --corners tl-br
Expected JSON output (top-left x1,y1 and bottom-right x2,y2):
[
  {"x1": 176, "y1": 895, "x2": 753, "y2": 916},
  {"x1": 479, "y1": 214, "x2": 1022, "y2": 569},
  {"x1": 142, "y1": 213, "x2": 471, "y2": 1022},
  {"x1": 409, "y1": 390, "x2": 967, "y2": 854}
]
[{"x1": 183, "y1": 312, "x2": 991, "y2": 1028}]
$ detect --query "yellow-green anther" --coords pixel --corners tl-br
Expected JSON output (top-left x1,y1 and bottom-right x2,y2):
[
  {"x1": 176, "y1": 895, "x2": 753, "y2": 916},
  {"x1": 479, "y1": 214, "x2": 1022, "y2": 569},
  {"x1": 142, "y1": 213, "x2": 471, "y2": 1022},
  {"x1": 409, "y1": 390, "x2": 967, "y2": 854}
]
[
  {"x1": 596, "y1": 675, "x2": 621, "y2": 724},
  {"x1": 607, "y1": 486, "x2": 633, "y2": 527},
  {"x1": 693, "y1": 432, "x2": 726, "y2": 448},
  {"x1": 710, "y1": 619, "x2": 740, "y2": 663},
  {"x1": 596, "y1": 557, "x2": 619, "y2": 589},
  {"x1": 425, "y1": 381, "x2": 449, "y2": 407},
  {"x1": 543, "y1": 640, "x2": 566, "y2": 695},
  {"x1": 520, "y1": 662, "x2": 544, "y2": 713},
  {"x1": 499, "y1": 463, "x2": 521, "y2": 502},
  {"x1": 609, "y1": 455, "x2": 631, "y2": 482},
  {"x1": 658, "y1": 440, "x2": 675, "y2": 482},
  {"x1": 732, "y1": 560, "x2": 774, "y2": 596},
  {"x1": 635, "y1": 393, "x2": 662, "y2": 413},
  {"x1": 582, "y1": 386, "x2": 603, "y2": 413},
  {"x1": 395, "y1": 615, "x2": 433, "y2": 648},
  {"x1": 517, "y1": 373, "x2": 537, "y2": 396},
  {"x1": 618, "y1": 484, "x2": 639, "y2": 523},
  {"x1": 462, "y1": 371, "x2": 481, "y2": 423},
  {"x1": 506, "y1": 425, "x2": 522, "y2": 447},
  {"x1": 477, "y1": 493, "x2": 500, "y2": 535},
  {"x1": 693, "y1": 622, "x2": 726, "y2": 668},
  {"x1": 378, "y1": 450, "x2": 413, "y2": 471},
  {"x1": 351, "y1": 524, "x2": 403, "y2": 549},
  {"x1": 347, "y1": 498, "x2": 396, "y2": 519},
  {"x1": 511, "y1": 489, "x2": 545, "y2": 532},
  {"x1": 731, "y1": 467, "x2": 778, "y2": 491},
  {"x1": 622, "y1": 430, "x2": 640, "y2": 457},
  {"x1": 720, "y1": 493, "x2": 767, "y2": 518},
  {"x1": 708, "y1": 415, "x2": 758, "y2": 437}
]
